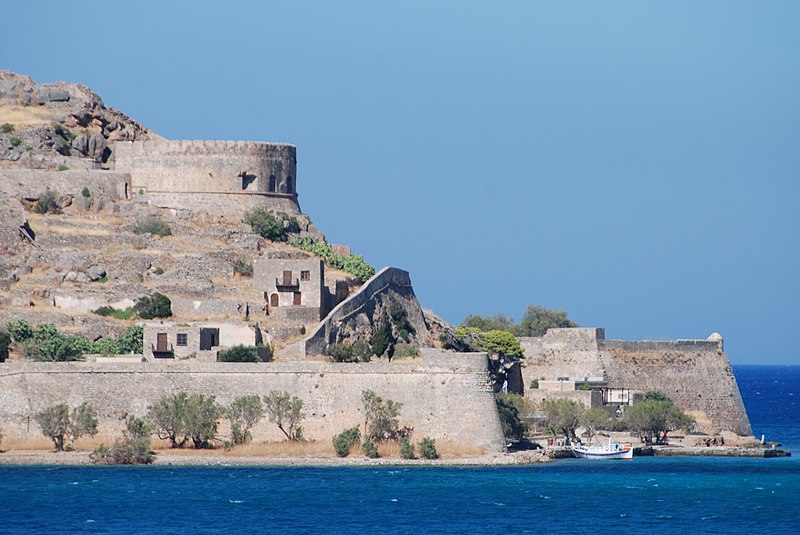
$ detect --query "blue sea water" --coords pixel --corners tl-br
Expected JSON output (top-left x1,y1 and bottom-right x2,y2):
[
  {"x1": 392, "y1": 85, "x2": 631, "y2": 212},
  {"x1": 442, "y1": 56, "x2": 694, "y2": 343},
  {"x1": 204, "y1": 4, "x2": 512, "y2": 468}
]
[{"x1": 1, "y1": 366, "x2": 798, "y2": 534}]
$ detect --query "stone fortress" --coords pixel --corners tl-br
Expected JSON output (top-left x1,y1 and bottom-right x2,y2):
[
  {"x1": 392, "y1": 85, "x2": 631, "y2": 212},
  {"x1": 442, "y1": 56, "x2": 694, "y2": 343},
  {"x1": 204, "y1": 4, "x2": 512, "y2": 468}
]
[{"x1": 0, "y1": 71, "x2": 753, "y2": 451}]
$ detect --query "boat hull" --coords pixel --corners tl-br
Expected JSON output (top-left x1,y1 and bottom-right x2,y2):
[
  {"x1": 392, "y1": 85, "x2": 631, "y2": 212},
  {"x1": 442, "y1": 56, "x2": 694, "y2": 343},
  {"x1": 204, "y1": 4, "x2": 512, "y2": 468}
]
[{"x1": 570, "y1": 443, "x2": 634, "y2": 460}]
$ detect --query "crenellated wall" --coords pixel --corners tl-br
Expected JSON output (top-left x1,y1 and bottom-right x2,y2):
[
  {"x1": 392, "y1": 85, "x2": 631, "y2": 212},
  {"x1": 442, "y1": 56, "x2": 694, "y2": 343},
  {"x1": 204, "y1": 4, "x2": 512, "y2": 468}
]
[
  {"x1": 0, "y1": 356, "x2": 506, "y2": 452},
  {"x1": 114, "y1": 140, "x2": 301, "y2": 218}
]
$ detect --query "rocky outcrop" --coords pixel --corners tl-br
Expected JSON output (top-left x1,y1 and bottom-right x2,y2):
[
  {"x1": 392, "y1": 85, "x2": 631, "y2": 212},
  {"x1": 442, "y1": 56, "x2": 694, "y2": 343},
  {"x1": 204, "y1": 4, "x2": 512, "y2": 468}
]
[{"x1": 0, "y1": 71, "x2": 161, "y2": 168}]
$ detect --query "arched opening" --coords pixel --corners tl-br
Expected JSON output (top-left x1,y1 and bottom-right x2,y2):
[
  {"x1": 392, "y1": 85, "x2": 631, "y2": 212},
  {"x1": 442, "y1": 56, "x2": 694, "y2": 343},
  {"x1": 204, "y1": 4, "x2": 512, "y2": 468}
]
[{"x1": 270, "y1": 293, "x2": 279, "y2": 307}]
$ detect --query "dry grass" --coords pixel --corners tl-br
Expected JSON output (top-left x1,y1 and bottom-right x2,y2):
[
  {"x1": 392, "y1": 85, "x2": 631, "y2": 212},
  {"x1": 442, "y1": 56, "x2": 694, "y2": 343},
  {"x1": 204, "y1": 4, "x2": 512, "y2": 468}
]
[
  {"x1": 0, "y1": 105, "x2": 60, "y2": 127},
  {"x1": 156, "y1": 440, "x2": 336, "y2": 458}
]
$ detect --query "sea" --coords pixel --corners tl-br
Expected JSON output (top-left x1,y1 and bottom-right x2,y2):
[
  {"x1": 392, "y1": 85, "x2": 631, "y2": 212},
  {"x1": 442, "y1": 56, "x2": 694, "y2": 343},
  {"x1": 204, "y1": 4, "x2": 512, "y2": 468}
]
[{"x1": 1, "y1": 365, "x2": 798, "y2": 534}]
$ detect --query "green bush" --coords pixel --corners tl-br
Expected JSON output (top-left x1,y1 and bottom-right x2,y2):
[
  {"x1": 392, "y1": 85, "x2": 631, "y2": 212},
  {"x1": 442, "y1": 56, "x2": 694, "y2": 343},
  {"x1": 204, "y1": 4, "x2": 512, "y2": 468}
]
[
  {"x1": 496, "y1": 393, "x2": 532, "y2": 441},
  {"x1": 133, "y1": 216, "x2": 172, "y2": 237},
  {"x1": 134, "y1": 292, "x2": 172, "y2": 319},
  {"x1": 327, "y1": 340, "x2": 372, "y2": 363},
  {"x1": 56, "y1": 164, "x2": 69, "y2": 171},
  {"x1": 217, "y1": 345, "x2": 260, "y2": 363},
  {"x1": 244, "y1": 208, "x2": 300, "y2": 242},
  {"x1": 0, "y1": 330, "x2": 10, "y2": 362},
  {"x1": 93, "y1": 306, "x2": 135, "y2": 320},
  {"x1": 117, "y1": 325, "x2": 144, "y2": 354},
  {"x1": 81, "y1": 187, "x2": 91, "y2": 198},
  {"x1": 362, "y1": 438, "x2": 379, "y2": 458},
  {"x1": 418, "y1": 437, "x2": 439, "y2": 459},
  {"x1": 333, "y1": 427, "x2": 361, "y2": 457},
  {"x1": 288, "y1": 236, "x2": 376, "y2": 282},
  {"x1": 233, "y1": 257, "x2": 254, "y2": 277},
  {"x1": 35, "y1": 402, "x2": 98, "y2": 452},
  {"x1": 10, "y1": 136, "x2": 22, "y2": 147},
  {"x1": 1, "y1": 123, "x2": 14, "y2": 133},
  {"x1": 393, "y1": 343, "x2": 421, "y2": 359},
  {"x1": 92, "y1": 437, "x2": 154, "y2": 465},
  {"x1": 227, "y1": 395, "x2": 264, "y2": 445},
  {"x1": 399, "y1": 437, "x2": 415, "y2": 459},
  {"x1": 153, "y1": 267, "x2": 165, "y2": 275},
  {"x1": 6, "y1": 320, "x2": 34, "y2": 342},
  {"x1": 362, "y1": 390, "x2": 402, "y2": 441}
]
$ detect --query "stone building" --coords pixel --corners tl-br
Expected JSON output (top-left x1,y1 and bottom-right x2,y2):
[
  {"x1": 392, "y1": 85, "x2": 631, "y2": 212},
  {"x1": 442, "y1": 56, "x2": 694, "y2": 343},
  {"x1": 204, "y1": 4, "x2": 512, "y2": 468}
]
[{"x1": 142, "y1": 321, "x2": 265, "y2": 361}]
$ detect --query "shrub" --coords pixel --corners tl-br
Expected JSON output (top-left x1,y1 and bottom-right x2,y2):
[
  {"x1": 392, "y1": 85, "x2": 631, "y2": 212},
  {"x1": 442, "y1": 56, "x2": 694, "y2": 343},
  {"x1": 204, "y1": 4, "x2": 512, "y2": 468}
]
[
  {"x1": 6, "y1": 320, "x2": 33, "y2": 342},
  {"x1": 153, "y1": 267, "x2": 165, "y2": 275},
  {"x1": 418, "y1": 437, "x2": 439, "y2": 459},
  {"x1": 288, "y1": 236, "x2": 376, "y2": 281},
  {"x1": 400, "y1": 437, "x2": 415, "y2": 459},
  {"x1": 233, "y1": 257, "x2": 254, "y2": 277},
  {"x1": 93, "y1": 306, "x2": 135, "y2": 320},
  {"x1": 496, "y1": 393, "x2": 532, "y2": 441},
  {"x1": 362, "y1": 438, "x2": 379, "y2": 458},
  {"x1": 0, "y1": 329, "x2": 10, "y2": 362},
  {"x1": 1, "y1": 123, "x2": 14, "y2": 133},
  {"x1": 263, "y1": 391, "x2": 305, "y2": 441},
  {"x1": 244, "y1": 208, "x2": 297, "y2": 242},
  {"x1": 328, "y1": 340, "x2": 371, "y2": 363},
  {"x1": 393, "y1": 343, "x2": 421, "y2": 359},
  {"x1": 81, "y1": 187, "x2": 91, "y2": 198},
  {"x1": 333, "y1": 427, "x2": 361, "y2": 457},
  {"x1": 56, "y1": 164, "x2": 69, "y2": 171},
  {"x1": 10, "y1": 136, "x2": 22, "y2": 147},
  {"x1": 92, "y1": 437, "x2": 153, "y2": 465},
  {"x1": 133, "y1": 216, "x2": 172, "y2": 237},
  {"x1": 134, "y1": 292, "x2": 172, "y2": 319},
  {"x1": 117, "y1": 325, "x2": 144, "y2": 354},
  {"x1": 34, "y1": 189, "x2": 60, "y2": 214},
  {"x1": 217, "y1": 345, "x2": 260, "y2": 362}
]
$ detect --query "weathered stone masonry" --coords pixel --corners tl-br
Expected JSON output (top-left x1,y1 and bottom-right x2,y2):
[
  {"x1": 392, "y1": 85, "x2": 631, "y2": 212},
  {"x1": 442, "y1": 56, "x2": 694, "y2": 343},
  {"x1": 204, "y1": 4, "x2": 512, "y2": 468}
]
[{"x1": 0, "y1": 356, "x2": 506, "y2": 452}]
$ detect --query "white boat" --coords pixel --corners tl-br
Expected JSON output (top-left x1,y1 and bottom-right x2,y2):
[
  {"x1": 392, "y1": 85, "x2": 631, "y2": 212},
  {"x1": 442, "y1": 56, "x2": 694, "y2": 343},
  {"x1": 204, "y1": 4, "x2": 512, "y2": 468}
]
[{"x1": 570, "y1": 441, "x2": 634, "y2": 460}]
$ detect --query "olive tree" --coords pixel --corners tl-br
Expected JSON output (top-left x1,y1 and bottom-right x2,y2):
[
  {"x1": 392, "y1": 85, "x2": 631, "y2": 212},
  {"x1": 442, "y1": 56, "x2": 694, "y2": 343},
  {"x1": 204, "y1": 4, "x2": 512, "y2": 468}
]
[
  {"x1": 361, "y1": 389, "x2": 403, "y2": 441},
  {"x1": 579, "y1": 407, "x2": 612, "y2": 441},
  {"x1": 148, "y1": 392, "x2": 189, "y2": 448},
  {"x1": 227, "y1": 395, "x2": 264, "y2": 444},
  {"x1": 183, "y1": 394, "x2": 223, "y2": 449},
  {"x1": 263, "y1": 391, "x2": 304, "y2": 441},
  {"x1": 35, "y1": 402, "x2": 98, "y2": 451},
  {"x1": 623, "y1": 395, "x2": 695, "y2": 444},
  {"x1": 540, "y1": 398, "x2": 585, "y2": 442}
]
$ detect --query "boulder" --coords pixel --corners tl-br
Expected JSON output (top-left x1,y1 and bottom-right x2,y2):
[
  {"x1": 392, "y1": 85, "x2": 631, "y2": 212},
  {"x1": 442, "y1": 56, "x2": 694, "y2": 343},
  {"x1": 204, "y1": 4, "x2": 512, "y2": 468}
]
[{"x1": 87, "y1": 265, "x2": 106, "y2": 281}]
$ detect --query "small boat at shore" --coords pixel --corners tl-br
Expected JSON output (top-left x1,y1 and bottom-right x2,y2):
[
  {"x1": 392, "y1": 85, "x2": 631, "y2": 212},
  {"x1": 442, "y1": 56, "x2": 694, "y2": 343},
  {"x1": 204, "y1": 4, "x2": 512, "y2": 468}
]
[{"x1": 570, "y1": 441, "x2": 634, "y2": 460}]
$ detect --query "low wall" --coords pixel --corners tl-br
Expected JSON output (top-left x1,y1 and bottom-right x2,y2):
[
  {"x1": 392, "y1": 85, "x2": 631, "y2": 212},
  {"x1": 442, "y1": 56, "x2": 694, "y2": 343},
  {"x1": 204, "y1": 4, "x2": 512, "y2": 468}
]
[
  {"x1": 0, "y1": 358, "x2": 505, "y2": 452},
  {"x1": 0, "y1": 169, "x2": 130, "y2": 202}
]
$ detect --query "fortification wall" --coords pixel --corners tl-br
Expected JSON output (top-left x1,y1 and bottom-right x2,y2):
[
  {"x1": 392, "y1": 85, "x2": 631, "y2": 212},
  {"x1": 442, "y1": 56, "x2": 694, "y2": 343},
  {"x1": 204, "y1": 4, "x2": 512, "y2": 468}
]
[
  {"x1": 599, "y1": 342, "x2": 752, "y2": 436},
  {"x1": 0, "y1": 169, "x2": 130, "y2": 203},
  {"x1": 0, "y1": 358, "x2": 506, "y2": 452},
  {"x1": 520, "y1": 328, "x2": 752, "y2": 435},
  {"x1": 114, "y1": 140, "x2": 300, "y2": 217},
  {"x1": 519, "y1": 328, "x2": 607, "y2": 381},
  {"x1": 304, "y1": 267, "x2": 430, "y2": 356}
]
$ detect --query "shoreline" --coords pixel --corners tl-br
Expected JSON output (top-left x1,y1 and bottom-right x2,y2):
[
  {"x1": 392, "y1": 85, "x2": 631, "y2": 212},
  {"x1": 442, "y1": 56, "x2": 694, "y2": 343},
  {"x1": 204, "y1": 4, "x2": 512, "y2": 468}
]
[{"x1": 0, "y1": 444, "x2": 791, "y2": 467}]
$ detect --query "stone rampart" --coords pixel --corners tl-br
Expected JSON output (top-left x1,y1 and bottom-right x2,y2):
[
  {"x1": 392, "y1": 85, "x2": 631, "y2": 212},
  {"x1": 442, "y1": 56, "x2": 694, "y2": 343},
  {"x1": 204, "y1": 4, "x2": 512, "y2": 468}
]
[
  {"x1": 0, "y1": 357, "x2": 505, "y2": 452},
  {"x1": 0, "y1": 169, "x2": 130, "y2": 203},
  {"x1": 115, "y1": 140, "x2": 300, "y2": 218},
  {"x1": 520, "y1": 328, "x2": 752, "y2": 435},
  {"x1": 304, "y1": 267, "x2": 430, "y2": 356}
]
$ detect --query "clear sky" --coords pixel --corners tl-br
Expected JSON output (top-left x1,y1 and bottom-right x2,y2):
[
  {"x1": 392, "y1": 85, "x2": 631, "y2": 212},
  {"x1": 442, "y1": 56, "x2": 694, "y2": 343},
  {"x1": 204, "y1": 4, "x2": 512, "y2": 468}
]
[{"x1": 3, "y1": 1, "x2": 799, "y2": 364}]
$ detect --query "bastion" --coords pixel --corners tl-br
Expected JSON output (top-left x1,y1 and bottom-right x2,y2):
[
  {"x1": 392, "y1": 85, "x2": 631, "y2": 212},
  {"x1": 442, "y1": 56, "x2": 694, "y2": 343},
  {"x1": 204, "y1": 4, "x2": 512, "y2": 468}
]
[{"x1": 114, "y1": 140, "x2": 301, "y2": 217}]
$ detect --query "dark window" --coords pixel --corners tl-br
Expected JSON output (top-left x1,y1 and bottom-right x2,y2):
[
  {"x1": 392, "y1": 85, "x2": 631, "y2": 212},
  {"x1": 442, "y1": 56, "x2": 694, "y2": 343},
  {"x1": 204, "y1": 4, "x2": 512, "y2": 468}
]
[
  {"x1": 199, "y1": 328, "x2": 220, "y2": 351},
  {"x1": 268, "y1": 175, "x2": 277, "y2": 192},
  {"x1": 301, "y1": 270, "x2": 310, "y2": 281},
  {"x1": 177, "y1": 333, "x2": 188, "y2": 346}
]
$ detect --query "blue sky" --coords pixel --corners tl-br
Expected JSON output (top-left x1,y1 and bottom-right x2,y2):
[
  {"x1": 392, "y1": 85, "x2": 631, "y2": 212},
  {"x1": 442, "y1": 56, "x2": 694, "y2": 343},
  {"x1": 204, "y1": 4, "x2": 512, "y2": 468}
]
[{"x1": 3, "y1": 1, "x2": 799, "y2": 364}]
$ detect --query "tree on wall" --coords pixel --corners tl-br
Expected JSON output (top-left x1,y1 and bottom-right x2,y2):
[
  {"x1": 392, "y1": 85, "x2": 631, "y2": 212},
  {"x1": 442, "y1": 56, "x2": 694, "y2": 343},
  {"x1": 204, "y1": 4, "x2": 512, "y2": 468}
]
[
  {"x1": 458, "y1": 305, "x2": 579, "y2": 338},
  {"x1": 450, "y1": 327, "x2": 524, "y2": 392},
  {"x1": 361, "y1": 390, "x2": 404, "y2": 441}
]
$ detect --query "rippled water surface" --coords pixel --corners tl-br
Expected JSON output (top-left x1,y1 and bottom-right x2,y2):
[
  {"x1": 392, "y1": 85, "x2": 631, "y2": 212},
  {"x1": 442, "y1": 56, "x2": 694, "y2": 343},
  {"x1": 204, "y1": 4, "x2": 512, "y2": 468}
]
[{"x1": 1, "y1": 366, "x2": 797, "y2": 534}]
